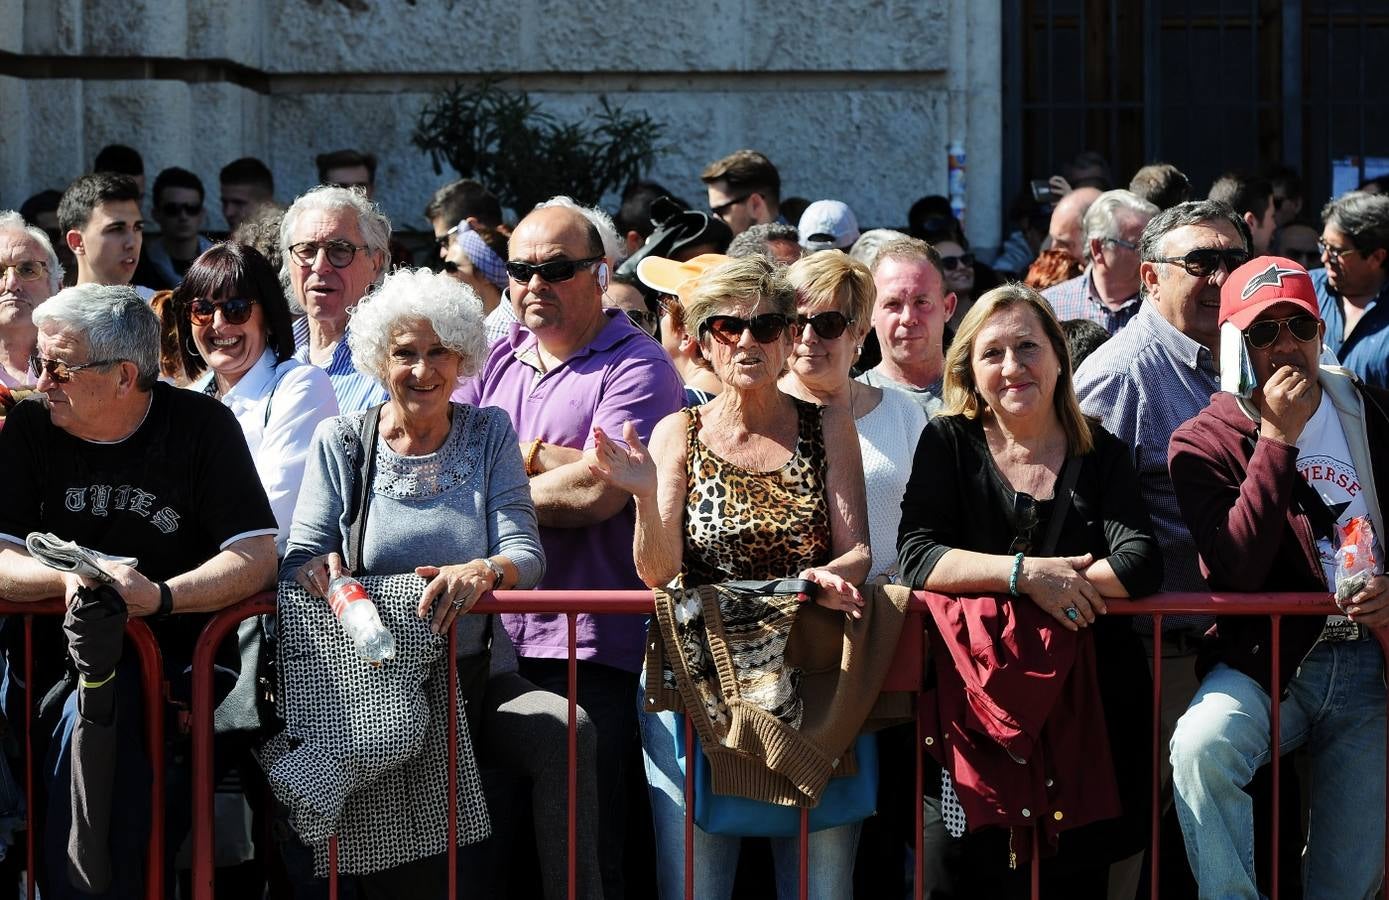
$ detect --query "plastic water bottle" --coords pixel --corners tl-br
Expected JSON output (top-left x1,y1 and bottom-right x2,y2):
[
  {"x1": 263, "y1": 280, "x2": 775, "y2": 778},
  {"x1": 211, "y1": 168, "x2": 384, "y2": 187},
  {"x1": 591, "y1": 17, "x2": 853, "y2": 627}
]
[{"x1": 326, "y1": 575, "x2": 396, "y2": 665}]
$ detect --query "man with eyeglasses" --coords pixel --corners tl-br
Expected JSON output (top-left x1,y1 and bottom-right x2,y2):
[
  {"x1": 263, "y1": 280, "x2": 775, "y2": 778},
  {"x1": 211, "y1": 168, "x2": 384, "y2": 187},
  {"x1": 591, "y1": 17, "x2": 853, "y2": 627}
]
[
  {"x1": 282, "y1": 185, "x2": 390, "y2": 413},
  {"x1": 1167, "y1": 257, "x2": 1389, "y2": 899},
  {"x1": 454, "y1": 204, "x2": 683, "y2": 899},
  {"x1": 0, "y1": 210, "x2": 63, "y2": 392},
  {"x1": 134, "y1": 167, "x2": 213, "y2": 291},
  {"x1": 1311, "y1": 190, "x2": 1389, "y2": 389},
  {"x1": 1042, "y1": 189, "x2": 1158, "y2": 335},
  {"x1": 0, "y1": 283, "x2": 277, "y2": 899},
  {"x1": 700, "y1": 149, "x2": 784, "y2": 236},
  {"x1": 1073, "y1": 201, "x2": 1253, "y2": 834}
]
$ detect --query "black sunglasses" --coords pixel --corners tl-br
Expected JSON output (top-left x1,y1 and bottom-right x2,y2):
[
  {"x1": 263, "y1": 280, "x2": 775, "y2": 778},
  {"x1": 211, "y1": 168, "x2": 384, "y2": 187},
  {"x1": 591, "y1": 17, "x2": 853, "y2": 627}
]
[
  {"x1": 1009, "y1": 492, "x2": 1040, "y2": 555},
  {"x1": 1152, "y1": 248, "x2": 1249, "y2": 277},
  {"x1": 794, "y1": 311, "x2": 854, "y2": 340},
  {"x1": 621, "y1": 308, "x2": 660, "y2": 335},
  {"x1": 29, "y1": 353, "x2": 119, "y2": 384},
  {"x1": 1244, "y1": 314, "x2": 1320, "y2": 350},
  {"x1": 289, "y1": 240, "x2": 370, "y2": 268},
  {"x1": 939, "y1": 253, "x2": 975, "y2": 272},
  {"x1": 505, "y1": 256, "x2": 602, "y2": 284},
  {"x1": 701, "y1": 313, "x2": 791, "y2": 345},
  {"x1": 710, "y1": 193, "x2": 754, "y2": 218},
  {"x1": 187, "y1": 297, "x2": 257, "y2": 327},
  {"x1": 159, "y1": 202, "x2": 202, "y2": 217}
]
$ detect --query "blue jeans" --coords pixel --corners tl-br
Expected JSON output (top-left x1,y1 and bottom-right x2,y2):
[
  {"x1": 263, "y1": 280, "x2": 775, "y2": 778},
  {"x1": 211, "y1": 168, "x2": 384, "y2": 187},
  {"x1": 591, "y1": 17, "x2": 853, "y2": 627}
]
[
  {"x1": 638, "y1": 687, "x2": 861, "y2": 900},
  {"x1": 1170, "y1": 638, "x2": 1386, "y2": 900}
]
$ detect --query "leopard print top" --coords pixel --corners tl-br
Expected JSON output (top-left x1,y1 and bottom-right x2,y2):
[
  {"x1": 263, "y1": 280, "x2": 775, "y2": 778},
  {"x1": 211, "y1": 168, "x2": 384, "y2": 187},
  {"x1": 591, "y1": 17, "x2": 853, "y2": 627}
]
[{"x1": 682, "y1": 398, "x2": 831, "y2": 587}]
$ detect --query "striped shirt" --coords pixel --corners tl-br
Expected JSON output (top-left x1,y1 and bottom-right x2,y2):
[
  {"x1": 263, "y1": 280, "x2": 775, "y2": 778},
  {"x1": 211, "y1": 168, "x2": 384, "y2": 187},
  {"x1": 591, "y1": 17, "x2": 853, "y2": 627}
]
[
  {"x1": 1042, "y1": 268, "x2": 1142, "y2": 335},
  {"x1": 291, "y1": 317, "x2": 388, "y2": 414},
  {"x1": 1073, "y1": 301, "x2": 1219, "y2": 632}
]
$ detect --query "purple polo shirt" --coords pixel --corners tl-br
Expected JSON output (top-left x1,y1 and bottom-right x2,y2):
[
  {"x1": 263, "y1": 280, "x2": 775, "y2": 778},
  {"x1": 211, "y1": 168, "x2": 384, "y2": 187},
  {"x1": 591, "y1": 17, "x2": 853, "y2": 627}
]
[{"x1": 455, "y1": 309, "x2": 684, "y2": 672}]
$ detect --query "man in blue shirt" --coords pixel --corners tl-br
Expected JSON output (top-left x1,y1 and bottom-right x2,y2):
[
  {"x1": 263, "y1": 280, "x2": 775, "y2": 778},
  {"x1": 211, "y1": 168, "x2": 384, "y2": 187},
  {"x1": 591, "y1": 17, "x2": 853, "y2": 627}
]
[{"x1": 1313, "y1": 190, "x2": 1389, "y2": 388}]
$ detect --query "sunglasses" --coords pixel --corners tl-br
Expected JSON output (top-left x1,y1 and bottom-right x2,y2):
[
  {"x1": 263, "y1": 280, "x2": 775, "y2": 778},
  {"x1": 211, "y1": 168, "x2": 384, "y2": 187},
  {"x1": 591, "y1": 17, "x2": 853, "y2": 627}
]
[
  {"x1": 710, "y1": 193, "x2": 754, "y2": 218},
  {"x1": 794, "y1": 310, "x2": 854, "y2": 340},
  {"x1": 1317, "y1": 240, "x2": 1361, "y2": 264},
  {"x1": 620, "y1": 308, "x2": 660, "y2": 335},
  {"x1": 159, "y1": 202, "x2": 202, "y2": 217},
  {"x1": 939, "y1": 253, "x2": 975, "y2": 272},
  {"x1": 1152, "y1": 248, "x2": 1249, "y2": 277},
  {"x1": 505, "y1": 256, "x2": 602, "y2": 284},
  {"x1": 187, "y1": 297, "x2": 258, "y2": 326},
  {"x1": 1009, "y1": 492, "x2": 1040, "y2": 555},
  {"x1": 1283, "y1": 249, "x2": 1320, "y2": 268},
  {"x1": 1244, "y1": 314, "x2": 1320, "y2": 350},
  {"x1": 29, "y1": 353, "x2": 119, "y2": 383},
  {"x1": 701, "y1": 313, "x2": 791, "y2": 345},
  {"x1": 0, "y1": 261, "x2": 48, "y2": 282},
  {"x1": 289, "y1": 240, "x2": 370, "y2": 268}
]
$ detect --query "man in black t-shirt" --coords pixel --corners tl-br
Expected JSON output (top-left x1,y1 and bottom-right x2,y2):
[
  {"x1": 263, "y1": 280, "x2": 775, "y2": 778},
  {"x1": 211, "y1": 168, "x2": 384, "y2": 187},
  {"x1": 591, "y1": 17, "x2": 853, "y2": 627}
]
[{"x1": 0, "y1": 284, "x2": 276, "y2": 899}]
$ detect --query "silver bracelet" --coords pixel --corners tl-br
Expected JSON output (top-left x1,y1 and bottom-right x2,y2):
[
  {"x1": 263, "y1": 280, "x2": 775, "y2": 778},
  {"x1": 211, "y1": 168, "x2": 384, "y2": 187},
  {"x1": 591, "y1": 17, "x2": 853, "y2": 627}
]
[{"x1": 480, "y1": 557, "x2": 505, "y2": 590}]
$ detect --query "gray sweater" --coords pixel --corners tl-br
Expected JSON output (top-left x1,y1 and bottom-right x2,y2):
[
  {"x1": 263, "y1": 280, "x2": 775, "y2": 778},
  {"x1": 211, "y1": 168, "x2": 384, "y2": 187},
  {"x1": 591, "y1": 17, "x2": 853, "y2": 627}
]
[{"x1": 282, "y1": 403, "x2": 545, "y2": 660}]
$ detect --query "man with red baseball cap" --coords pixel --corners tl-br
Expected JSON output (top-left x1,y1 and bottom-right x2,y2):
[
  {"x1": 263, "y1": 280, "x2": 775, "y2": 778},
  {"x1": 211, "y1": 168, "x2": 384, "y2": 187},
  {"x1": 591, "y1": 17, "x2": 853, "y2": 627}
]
[{"x1": 1167, "y1": 256, "x2": 1389, "y2": 898}]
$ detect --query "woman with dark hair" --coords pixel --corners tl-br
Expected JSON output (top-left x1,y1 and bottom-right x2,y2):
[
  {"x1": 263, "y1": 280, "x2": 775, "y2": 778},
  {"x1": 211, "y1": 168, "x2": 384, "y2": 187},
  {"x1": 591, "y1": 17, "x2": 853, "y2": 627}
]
[{"x1": 173, "y1": 241, "x2": 338, "y2": 551}]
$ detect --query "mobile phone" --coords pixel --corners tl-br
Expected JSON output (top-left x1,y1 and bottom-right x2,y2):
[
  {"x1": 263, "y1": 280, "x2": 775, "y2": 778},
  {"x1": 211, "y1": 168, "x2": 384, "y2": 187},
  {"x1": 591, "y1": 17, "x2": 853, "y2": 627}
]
[
  {"x1": 1219, "y1": 321, "x2": 1259, "y2": 399},
  {"x1": 1030, "y1": 179, "x2": 1053, "y2": 203}
]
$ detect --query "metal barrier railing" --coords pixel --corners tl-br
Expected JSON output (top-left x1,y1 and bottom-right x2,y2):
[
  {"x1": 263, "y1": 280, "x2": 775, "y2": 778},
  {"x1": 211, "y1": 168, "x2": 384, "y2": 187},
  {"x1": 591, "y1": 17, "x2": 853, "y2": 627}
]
[
  {"x1": 0, "y1": 599, "x2": 167, "y2": 900},
  {"x1": 183, "y1": 590, "x2": 1384, "y2": 900}
]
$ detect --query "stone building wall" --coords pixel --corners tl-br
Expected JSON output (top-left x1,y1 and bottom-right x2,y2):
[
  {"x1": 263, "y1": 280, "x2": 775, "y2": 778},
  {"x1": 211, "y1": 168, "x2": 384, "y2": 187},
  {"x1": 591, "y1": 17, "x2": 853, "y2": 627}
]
[{"x1": 0, "y1": 0, "x2": 1003, "y2": 253}]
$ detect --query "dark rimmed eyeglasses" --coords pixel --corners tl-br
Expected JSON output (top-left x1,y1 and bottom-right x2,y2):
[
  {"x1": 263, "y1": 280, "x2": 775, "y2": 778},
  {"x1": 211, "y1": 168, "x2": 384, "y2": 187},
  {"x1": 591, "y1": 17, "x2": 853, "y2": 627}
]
[
  {"x1": 29, "y1": 353, "x2": 120, "y2": 384},
  {"x1": 1151, "y1": 248, "x2": 1249, "y2": 277},
  {"x1": 187, "y1": 297, "x2": 258, "y2": 327},
  {"x1": 710, "y1": 193, "x2": 755, "y2": 218},
  {"x1": 939, "y1": 253, "x2": 976, "y2": 272},
  {"x1": 793, "y1": 310, "x2": 854, "y2": 340},
  {"x1": 619, "y1": 308, "x2": 660, "y2": 335},
  {"x1": 0, "y1": 261, "x2": 48, "y2": 282},
  {"x1": 289, "y1": 240, "x2": 371, "y2": 268},
  {"x1": 1244, "y1": 314, "x2": 1320, "y2": 350},
  {"x1": 1009, "y1": 492, "x2": 1040, "y2": 555},
  {"x1": 1103, "y1": 238, "x2": 1138, "y2": 251},
  {"x1": 1317, "y1": 240, "x2": 1361, "y2": 264},
  {"x1": 701, "y1": 313, "x2": 791, "y2": 345},
  {"x1": 505, "y1": 256, "x2": 602, "y2": 284}
]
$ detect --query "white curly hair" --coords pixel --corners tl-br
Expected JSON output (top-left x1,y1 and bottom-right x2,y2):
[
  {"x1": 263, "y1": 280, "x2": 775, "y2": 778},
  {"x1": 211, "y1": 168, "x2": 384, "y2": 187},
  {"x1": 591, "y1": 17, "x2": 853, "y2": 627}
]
[{"x1": 347, "y1": 267, "x2": 488, "y2": 386}]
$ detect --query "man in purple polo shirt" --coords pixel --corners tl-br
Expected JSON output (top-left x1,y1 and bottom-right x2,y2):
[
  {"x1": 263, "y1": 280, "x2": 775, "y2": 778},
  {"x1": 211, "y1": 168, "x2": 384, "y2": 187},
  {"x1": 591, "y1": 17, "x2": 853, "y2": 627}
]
[{"x1": 455, "y1": 204, "x2": 683, "y2": 898}]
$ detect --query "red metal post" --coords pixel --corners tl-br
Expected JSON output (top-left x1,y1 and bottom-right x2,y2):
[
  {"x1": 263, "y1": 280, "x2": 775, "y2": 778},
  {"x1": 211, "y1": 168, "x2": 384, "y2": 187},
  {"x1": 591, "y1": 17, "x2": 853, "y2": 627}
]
[
  {"x1": 915, "y1": 688, "x2": 925, "y2": 900},
  {"x1": 684, "y1": 711, "x2": 695, "y2": 900},
  {"x1": 328, "y1": 835, "x2": 339, "y2": 898},
  {"x1": 22, "y1": 617, "x2": 34, "y2": 900},
  {"x1": 1030, "y1": 824, "x2": 1041, "y2": 899},
  {"x1": 567, "y1": 613, "x2": 579, "y2": 900},
  {"x1": 124, "y1": 619, "x2": 166, "y2": 900},
  {"x1": 447, "y1": 624, "x2": 459, "y2": 900},
  {"x1": 1149, "y1": 612, "x2": 1164, "y2": 900},
  {"x1": 1269, "y1": 615, "x2": 1281, "y2": 900}
]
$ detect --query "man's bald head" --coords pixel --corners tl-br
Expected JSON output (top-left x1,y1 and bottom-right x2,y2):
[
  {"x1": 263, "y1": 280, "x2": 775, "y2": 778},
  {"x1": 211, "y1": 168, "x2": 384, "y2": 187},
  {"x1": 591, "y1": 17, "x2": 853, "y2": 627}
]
[
  {"x1": 512, "y1": 205, "x2": 604, "y2": 260},
  {"x1": 1047, "y1": 186, "x2": 1103, "y2": 263}
]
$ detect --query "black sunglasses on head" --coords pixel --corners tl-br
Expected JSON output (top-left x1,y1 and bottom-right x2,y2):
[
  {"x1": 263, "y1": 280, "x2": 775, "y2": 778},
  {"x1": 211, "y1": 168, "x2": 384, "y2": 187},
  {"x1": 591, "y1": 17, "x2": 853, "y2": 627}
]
[
  {"x1": 1244, "y1": 314, "x2": 1320, "y2": 350},
  {"x1": 794, "y1": 311, "x2": 854, "y2": 340},
  {"x1": 505, "y1": 256, "x2": 602, "y2": 284},
  {"x1": 701, "y1": 313, "x2": 791, "y2": 345},
  {"x1": 1151, "y1": 248, "x2": 1249, "y2": 277}
]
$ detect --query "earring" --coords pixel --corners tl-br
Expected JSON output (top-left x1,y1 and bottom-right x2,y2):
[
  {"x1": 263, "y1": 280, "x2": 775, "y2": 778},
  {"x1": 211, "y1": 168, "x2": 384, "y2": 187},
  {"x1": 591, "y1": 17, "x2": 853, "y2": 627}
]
[
  {"x1": 854, "y1": 345, "x2": 863, "y2": 357},
  {"x1": 184, "y1": 336, "x2": 202, "y2": 359}
]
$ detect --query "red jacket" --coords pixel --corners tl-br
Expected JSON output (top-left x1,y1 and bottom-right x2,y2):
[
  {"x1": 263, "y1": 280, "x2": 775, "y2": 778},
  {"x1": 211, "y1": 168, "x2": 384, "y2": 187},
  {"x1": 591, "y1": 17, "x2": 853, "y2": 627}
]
[{"x1": 921, "y1": 592, "x2": 1121, "y2": 861}]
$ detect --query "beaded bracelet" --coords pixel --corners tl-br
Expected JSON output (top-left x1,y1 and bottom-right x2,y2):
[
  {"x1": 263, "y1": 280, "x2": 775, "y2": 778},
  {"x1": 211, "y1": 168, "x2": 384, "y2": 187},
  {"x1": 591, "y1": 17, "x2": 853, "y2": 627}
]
[
  {"x1": 524, "y1": 438, "x2": 543, "y2": 477},
  {"x1": 1009, "y1": 552, "x2": 1024, "y2": 597}
]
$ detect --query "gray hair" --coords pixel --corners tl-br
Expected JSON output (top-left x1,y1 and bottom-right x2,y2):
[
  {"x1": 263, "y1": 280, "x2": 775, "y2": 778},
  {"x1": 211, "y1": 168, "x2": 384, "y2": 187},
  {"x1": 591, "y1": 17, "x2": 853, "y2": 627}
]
[
  {"x1": 727, "y1": 222, "x2": 801, "y2": 262},
  {"x1": 1138, "y1": 199, "x2": 1252, "y2": 264},
  {"x1": 0, "y1": 210, "x2": 64, "y2": 294},
  {"x1": 536, "y1": 195, "x2": 622, "y2": 266},
  {"x1": 1082, "y1": 190, "x2": 1159, "y2": 262},
  {"x1": 849, "y1": 228, "x2": 910, "y2": 270},
  {"x1": 1322, "y1": 191, "x2": 1389, "y2": 268},
  {"x1": 347, "y1": 267, "x2": 488, "y2": 387},
  {"x1": 278, "y1": 185, "x2": 392, "y2": 307},
  {"x1": 32, "y1": 284, "x2": 159, "y2": 390}
]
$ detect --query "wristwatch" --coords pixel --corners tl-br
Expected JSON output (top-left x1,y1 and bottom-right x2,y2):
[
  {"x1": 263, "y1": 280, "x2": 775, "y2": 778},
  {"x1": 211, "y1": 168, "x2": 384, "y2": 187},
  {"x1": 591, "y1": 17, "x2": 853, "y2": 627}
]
[{"x1": 480, "y1": 557, "x2": 505, "y2": 590}]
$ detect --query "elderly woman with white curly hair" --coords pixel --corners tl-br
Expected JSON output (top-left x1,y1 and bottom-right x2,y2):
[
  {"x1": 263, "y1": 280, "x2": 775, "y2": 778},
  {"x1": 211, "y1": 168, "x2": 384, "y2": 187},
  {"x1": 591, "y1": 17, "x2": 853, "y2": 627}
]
[{"x1": 282, "y1": 267, "x2": 603, "y2": 898}]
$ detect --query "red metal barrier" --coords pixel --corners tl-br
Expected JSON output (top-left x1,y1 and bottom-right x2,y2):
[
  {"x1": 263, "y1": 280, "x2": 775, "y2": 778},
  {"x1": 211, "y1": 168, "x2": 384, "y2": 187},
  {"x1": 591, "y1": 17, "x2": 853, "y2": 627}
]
[
  {"x1": 0, "y1": 598, "x2": 167, "y2": 900},
  {"x1": 187, "y1": 590, "x2": 1385, "y2": 900}
]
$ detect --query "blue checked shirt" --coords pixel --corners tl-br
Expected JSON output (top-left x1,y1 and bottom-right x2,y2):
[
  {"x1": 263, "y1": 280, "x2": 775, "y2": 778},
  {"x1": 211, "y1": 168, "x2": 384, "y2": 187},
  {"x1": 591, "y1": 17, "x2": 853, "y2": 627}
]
[
  {"x1": 292, "y1": 318, "x2": 388, "y2": 414},
  {"x1": 1042, "y1": 268, "x2": 1143, "y2": 335},
  {"x1": 1073, "y1": 302, "x2": 1219, "y2": 632},
  {"x1": 1313, "y1": 267, "x2": 1389, "y2": 389}
]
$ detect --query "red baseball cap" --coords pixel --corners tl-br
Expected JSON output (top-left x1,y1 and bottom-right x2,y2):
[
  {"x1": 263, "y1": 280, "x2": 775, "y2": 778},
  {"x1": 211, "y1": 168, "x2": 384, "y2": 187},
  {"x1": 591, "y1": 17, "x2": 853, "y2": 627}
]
[{"x1": 1219, "y1": 256, "x2": 1320, "y2": 331}]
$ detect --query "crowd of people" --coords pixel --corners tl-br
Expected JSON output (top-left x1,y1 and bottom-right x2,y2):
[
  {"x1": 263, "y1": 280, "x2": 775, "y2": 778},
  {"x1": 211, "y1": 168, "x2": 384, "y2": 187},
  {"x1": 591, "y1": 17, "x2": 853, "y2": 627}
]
[{"x1": 0, "y1": 140, "x2": 1385, "y2": 900}]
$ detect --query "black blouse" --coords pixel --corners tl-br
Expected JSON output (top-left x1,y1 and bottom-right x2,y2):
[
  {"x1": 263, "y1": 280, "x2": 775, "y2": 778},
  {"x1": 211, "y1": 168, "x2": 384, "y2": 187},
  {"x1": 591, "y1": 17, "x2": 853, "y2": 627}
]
[{"x1": 897, "y1": 414, "x2": 1163, "y2": 597}]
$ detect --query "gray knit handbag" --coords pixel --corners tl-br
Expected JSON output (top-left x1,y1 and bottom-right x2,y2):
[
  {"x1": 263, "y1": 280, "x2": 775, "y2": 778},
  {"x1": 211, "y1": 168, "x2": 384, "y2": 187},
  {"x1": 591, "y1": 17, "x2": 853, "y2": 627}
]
[{"x1": 258, "y1": 574, "x2": 490, "y2": 877}]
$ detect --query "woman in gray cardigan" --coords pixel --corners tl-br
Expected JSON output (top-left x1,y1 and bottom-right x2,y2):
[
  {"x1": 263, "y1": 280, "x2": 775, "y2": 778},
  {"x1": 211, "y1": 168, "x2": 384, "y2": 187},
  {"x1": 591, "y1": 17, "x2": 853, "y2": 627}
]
[{"x1": 282, "y1": 267, "x2": 603, "y2": 899}]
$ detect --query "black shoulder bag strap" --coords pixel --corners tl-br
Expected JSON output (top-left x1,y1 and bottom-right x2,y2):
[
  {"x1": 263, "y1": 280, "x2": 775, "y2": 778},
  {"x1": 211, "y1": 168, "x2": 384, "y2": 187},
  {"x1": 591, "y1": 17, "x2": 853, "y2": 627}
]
[
  {"x1": 347, "y1": 404, "x2": 383, "y2": 574},
  {"x1": 1039, "y1": 455, "x2": 1083, "y2": 556}
]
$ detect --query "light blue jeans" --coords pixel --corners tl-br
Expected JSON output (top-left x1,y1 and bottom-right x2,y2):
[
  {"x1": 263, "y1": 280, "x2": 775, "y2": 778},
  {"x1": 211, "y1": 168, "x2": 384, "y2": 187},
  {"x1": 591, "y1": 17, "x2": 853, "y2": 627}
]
[
  {"x1": 1169, "y1": 638, "x2": 1386, "y2": 900},
  {"x1": 638, "y1": 689, "x2": 861, "y2": 900}
]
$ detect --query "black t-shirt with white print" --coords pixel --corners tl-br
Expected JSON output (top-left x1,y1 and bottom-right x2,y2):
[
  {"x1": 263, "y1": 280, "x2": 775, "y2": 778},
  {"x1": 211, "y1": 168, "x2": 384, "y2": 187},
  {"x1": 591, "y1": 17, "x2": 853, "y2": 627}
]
[{"x1": 0, "y1": 382, "x2": 277, "y2": 675}]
